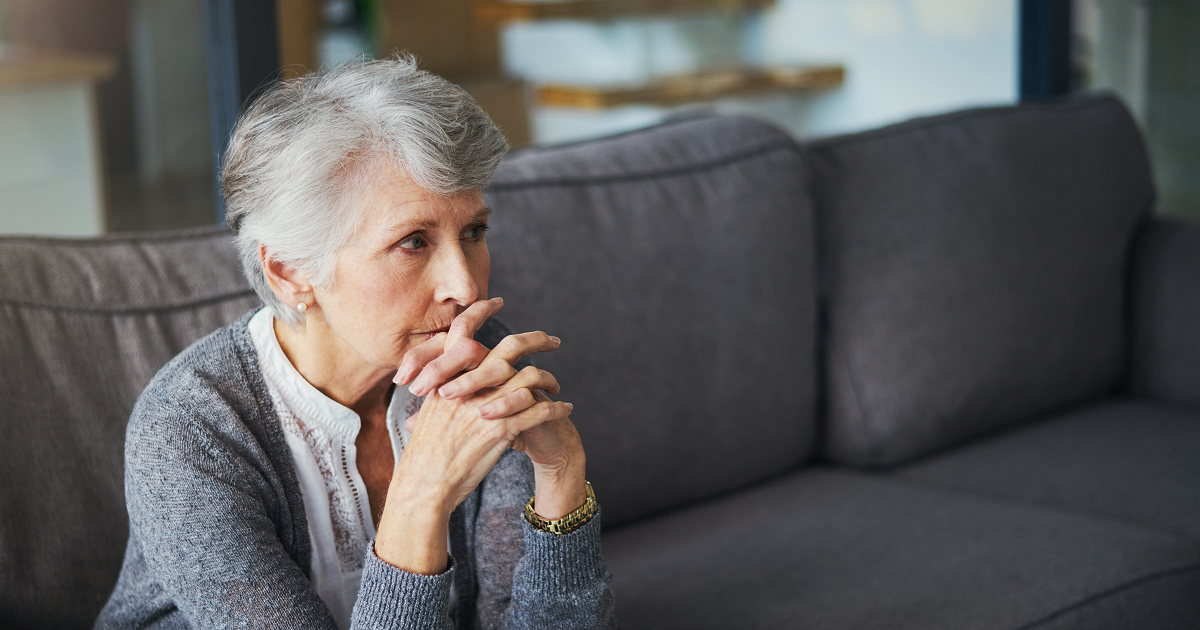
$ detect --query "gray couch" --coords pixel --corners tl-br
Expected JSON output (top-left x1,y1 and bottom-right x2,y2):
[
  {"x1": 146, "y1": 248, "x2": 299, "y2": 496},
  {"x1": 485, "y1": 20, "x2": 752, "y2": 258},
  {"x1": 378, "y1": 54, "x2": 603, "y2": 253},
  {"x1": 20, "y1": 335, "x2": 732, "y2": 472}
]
[{"x1": 2, "y1": 94, "x2": 1198, "y2": 629}]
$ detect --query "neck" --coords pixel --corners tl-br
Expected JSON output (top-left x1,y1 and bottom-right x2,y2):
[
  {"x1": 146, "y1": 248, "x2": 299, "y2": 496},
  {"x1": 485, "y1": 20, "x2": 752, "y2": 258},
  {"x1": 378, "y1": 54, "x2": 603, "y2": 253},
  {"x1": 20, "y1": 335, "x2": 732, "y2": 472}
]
[{"x1": 272, "y1": 316, "x2": 393, "y2": 419}]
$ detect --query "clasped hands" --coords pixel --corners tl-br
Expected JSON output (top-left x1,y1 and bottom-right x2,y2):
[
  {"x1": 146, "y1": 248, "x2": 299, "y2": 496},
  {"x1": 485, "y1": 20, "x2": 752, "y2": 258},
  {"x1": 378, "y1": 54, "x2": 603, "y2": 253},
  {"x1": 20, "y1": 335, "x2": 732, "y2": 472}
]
[{"x1": 378, "y1": 298, "x2": 587, "y2": 574}]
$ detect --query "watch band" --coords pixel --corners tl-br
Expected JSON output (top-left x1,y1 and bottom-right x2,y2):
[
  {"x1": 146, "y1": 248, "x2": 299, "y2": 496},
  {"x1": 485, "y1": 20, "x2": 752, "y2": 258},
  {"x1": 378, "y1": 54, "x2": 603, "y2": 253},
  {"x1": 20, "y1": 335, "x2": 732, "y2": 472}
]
[{"x1": 524, "y1": 481, "x2": 597, "y2": 535}]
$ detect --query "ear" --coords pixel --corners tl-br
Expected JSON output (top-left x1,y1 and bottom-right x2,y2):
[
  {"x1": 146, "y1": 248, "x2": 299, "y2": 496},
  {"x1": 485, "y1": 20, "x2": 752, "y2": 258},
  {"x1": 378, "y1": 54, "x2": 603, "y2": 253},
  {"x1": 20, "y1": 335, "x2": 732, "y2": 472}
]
[{"x1": 258, "y1": 243, "x2": 313, "y2": 310}]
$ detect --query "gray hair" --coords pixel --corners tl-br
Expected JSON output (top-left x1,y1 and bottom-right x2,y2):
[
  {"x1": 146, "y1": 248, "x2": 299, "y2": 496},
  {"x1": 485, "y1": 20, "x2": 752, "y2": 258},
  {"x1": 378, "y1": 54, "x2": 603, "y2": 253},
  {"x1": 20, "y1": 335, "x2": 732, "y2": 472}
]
[{"x1": 221, "y1": 55, "x2": 509, "y2": 327}]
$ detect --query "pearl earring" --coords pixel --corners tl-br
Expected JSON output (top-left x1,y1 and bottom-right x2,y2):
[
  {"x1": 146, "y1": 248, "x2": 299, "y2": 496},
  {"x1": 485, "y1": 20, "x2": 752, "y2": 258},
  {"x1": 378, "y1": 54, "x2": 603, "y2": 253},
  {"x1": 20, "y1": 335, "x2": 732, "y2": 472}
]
[{"x1": 296, "y1": 302, "x2": 308, "y2": 313}]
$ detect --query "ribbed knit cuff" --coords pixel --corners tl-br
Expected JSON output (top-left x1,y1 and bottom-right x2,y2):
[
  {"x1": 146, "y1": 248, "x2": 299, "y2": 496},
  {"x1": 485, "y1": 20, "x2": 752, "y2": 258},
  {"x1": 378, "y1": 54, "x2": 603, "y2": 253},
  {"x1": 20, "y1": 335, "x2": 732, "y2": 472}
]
[
  {"x1": 520, "y1": 508, "x2": 607, "y2": 592},
  {"x1": 350, "y1": 541, "x2": 454, "y2": 630}
]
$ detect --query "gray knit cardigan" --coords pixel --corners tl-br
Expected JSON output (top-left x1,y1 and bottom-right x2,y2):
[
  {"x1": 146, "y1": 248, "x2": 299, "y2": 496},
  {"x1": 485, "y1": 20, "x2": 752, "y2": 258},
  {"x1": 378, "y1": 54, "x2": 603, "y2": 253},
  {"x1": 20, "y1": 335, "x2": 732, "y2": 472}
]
[{"x1": 95, "y1": 311, "x2": 617, "y2": 629}]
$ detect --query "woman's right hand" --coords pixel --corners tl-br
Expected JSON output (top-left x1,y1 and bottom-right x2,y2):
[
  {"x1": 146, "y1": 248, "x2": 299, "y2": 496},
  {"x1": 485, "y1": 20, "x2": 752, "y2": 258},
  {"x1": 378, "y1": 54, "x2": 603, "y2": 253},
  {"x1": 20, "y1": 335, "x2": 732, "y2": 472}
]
[{"x1": 374, "y1": 301, "x2": 571, "y2": 574}]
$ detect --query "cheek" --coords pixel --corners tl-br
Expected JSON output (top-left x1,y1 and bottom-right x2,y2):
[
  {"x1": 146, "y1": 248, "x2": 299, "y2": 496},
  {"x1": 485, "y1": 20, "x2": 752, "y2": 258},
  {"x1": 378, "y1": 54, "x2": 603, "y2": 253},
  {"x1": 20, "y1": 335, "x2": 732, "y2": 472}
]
[
  {"x1": 475, "y1": 244, "x2": 491, "y2": 299},
  {"x1": 334, "y1": 260, "x2": 425, "y2": 332}
]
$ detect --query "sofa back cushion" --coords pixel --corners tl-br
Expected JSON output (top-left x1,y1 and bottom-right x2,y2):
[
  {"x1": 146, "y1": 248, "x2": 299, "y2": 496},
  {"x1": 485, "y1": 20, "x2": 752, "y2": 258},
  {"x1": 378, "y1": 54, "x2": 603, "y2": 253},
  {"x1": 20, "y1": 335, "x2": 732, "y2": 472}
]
[
  {"x1": 811, "y1": 95, "x2": 1154, "y2": 467},
  {"x1": 0, "y1": 229, "x2": 259, "y2": 628},
  {"x1": 485, "y1": 116, "x2": 818, "y2": 526}
]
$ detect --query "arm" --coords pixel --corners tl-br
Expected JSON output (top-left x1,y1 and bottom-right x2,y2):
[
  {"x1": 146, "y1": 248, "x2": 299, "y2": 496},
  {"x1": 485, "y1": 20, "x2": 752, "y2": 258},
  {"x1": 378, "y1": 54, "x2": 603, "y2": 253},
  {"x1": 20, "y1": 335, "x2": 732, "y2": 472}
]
[
  {"x1": 476, "y1": 450, "x2": 617, "y2": 630},
  {"x1": 126, "y1": 376, "x2": 461, "y2": 630},
  {"x1": 394, "y1": 303, "x2": 617, "y2": 629}
]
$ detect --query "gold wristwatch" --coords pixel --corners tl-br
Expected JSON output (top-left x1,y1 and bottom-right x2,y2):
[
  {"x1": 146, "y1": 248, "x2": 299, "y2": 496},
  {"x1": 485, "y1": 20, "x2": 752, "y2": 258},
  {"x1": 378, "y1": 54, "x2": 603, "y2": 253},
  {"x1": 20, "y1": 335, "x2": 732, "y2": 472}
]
[{"x1": 524, "y1": 481, "x2": 597, "y2": 535}]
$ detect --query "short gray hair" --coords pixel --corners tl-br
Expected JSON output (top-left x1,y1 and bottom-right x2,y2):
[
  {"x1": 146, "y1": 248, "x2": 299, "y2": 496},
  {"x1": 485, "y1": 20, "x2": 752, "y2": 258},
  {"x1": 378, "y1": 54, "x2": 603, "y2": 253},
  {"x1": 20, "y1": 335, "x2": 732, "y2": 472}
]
[{"x1": 221, "y1": 55, "x2": 509, "y2": 327}]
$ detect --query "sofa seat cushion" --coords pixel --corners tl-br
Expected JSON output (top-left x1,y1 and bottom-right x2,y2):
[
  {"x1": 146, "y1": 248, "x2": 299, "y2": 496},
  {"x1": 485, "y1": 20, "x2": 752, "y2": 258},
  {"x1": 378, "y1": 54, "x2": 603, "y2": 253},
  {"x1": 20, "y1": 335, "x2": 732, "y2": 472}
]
[
  {"x1": 890, "y1": 398, "x2": 1200, "y2": 543},
  {"x1": 602, "y1": 469, "x2": 1200, "y2": 630},
  {"x1": 485, "y1": 115, "x2": 818, "y2": 527}
]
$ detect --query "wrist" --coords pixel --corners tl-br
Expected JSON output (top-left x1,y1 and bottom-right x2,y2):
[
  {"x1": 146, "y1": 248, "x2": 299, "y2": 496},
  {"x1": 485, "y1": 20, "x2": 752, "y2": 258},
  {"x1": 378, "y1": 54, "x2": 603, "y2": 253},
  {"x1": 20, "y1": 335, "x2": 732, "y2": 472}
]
[
  {"x1": 526, "y1": 481, "x2": 598, "y2": 536},
  {"x1": 375, "y1": 480, "x2": 455, "y2": 574},
  {"x1": 532, "y1": 452, "x2": 587, "y2": 520}
]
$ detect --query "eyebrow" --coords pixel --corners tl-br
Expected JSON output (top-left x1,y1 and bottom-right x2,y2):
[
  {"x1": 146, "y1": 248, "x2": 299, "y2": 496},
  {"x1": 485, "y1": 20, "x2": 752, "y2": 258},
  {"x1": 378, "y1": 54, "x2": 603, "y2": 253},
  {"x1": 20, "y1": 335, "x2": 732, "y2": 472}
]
[{"x1": 387, "y1": 207, "x2": 492, "y2": 233}]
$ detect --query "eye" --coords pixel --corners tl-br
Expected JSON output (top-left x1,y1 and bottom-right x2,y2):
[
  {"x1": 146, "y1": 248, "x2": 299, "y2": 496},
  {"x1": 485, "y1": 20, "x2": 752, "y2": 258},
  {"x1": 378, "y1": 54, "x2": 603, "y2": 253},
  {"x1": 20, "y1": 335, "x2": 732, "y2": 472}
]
[
  {"x1": 463, "y1": 224, "x2": 489, "y2": 240},
  {"x1": 398, "y1": 235, "x2": 425, "y2": 250}
]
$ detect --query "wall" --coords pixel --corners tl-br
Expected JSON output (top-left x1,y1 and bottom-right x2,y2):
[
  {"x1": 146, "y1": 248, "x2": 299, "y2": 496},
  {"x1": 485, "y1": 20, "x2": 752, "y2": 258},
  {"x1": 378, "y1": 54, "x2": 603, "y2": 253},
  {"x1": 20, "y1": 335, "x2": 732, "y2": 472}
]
[{"x1": 502, "y1": 0, "x2": 1018, "y2": 144}]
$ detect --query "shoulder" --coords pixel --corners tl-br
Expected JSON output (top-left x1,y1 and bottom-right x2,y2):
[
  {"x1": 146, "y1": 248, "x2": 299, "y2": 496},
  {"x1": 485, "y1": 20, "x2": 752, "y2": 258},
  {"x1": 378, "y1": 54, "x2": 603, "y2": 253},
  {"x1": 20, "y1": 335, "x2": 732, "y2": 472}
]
[{"x1": 125, "y1": 308, "x2": 273, "y2": 478}]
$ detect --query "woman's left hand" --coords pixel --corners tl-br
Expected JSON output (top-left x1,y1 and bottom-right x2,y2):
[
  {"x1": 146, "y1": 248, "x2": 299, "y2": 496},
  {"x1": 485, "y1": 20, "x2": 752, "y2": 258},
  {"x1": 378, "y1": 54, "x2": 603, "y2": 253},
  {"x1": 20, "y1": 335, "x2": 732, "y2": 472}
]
[{"x1": 394, "y1": 300, "x2": 588, "y2": 519}]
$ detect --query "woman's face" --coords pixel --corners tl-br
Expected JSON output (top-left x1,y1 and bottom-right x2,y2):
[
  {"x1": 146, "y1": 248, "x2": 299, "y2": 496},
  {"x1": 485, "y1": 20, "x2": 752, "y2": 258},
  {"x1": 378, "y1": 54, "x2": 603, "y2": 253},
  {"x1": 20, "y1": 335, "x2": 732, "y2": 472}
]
[{"x1": 310, "y1": 165, "x2": 491, "y2": 373}]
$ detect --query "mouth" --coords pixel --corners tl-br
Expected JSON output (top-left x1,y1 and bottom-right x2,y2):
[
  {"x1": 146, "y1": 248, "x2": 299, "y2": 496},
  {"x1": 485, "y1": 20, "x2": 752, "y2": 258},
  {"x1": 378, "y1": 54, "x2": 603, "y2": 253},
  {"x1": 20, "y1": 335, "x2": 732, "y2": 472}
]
[{"x1": 412, "y1": 324, "x2": 451, "y2": 340}]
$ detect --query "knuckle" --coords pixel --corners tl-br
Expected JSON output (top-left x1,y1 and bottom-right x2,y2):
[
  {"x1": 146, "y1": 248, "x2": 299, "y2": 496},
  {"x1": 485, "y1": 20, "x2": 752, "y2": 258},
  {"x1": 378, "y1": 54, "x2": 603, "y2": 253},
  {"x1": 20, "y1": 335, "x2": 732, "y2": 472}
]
[
  {"x1": 500, "y1": 360, "x2": 519, "y2": 378},
  {"x1": 498, "y1": 335, "x2": 522, "y2": 356},
  {"x1": 467, "y1": 341, "x2": 489, "y2": 360}
]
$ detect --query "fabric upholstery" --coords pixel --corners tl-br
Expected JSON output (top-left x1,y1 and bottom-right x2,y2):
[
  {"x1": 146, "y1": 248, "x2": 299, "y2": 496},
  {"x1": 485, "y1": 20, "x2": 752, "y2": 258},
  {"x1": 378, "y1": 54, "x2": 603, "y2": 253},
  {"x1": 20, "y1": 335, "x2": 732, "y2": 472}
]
[
  {"x1": 1126, "y1": 217, "x2": 1200, "y2": 408},
  {"x1": 602, "y1": 468, "x2": 1200, "y2": 630},
  {"x1": 0, "y1": 228, "x2": 260, "y2": 629},
  {"x1": 810, "y1": 95, "x2": 1155, "y2": 466},
  {"x1": 890, "y1": 398, "x2": 1200, "y2": 543},
  {"x1": 485, "y1": 116, "x2": 819, "y2": 527}
]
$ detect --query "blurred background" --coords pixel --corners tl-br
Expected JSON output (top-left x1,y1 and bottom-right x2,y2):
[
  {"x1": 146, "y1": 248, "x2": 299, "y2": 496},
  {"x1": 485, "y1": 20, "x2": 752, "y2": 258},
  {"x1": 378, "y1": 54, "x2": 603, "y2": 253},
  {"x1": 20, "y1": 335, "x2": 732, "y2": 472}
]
[{"x1": 0, "y1": 0, "x2": 1194, "y2": 236}]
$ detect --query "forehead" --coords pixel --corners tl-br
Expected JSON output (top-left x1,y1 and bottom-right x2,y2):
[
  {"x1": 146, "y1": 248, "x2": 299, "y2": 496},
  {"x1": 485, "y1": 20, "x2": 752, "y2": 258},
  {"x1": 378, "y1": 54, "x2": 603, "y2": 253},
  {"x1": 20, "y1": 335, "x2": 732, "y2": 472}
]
[{"x1": 353, "y1": 163, "x2": 486, "y2": 233}]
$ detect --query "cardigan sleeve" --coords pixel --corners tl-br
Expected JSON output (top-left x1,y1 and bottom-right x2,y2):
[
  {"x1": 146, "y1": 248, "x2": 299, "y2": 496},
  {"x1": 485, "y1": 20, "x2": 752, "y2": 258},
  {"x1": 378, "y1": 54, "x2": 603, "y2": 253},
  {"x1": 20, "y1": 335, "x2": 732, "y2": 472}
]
[
  {"x1": 472, "y1": 450, "x2": 618, "y2": 630},
  {"x1": 120, "y1": 381, "x2": 458, "y2": 629}
]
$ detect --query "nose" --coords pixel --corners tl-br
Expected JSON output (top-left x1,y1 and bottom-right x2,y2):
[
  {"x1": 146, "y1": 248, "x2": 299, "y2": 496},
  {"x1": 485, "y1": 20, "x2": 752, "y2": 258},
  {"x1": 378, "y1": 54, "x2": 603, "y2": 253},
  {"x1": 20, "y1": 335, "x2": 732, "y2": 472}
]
[{"x1": 432, "y1": 241, "x2": 479, "y2": 307}]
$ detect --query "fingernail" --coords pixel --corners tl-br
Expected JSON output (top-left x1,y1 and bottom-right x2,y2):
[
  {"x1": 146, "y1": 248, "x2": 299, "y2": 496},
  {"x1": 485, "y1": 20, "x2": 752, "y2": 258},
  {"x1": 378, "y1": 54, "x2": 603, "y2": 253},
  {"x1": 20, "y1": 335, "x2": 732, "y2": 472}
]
[
  {"x1": 394, "y1": 367, "x2": 412, "y2": 385},
  {"x1": 439, "y1": 383, "x2": 458, "y2": 398},
  {"x1": 565, "y1": 402, "x2": 574, "y2": 411},
  {"x1": 492, "y1": 297, "x2": 504, "y2": 305},
  {"x1": 409, "y1": 374, "x2": 428, "y2": 396},
  {"x1": 550, "y1": 336, "x2": 561, "y2": 345},
  {"x1": 478, "y1": 403, "x2": 495, "y2": 417}
]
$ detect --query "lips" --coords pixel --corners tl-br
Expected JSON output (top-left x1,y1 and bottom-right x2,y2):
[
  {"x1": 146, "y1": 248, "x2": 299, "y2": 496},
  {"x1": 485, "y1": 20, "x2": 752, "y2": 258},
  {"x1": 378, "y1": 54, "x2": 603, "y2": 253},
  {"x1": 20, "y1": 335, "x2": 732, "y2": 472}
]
[{"x1": 413, "y1": 324, "x2": 451, "y2": 338}]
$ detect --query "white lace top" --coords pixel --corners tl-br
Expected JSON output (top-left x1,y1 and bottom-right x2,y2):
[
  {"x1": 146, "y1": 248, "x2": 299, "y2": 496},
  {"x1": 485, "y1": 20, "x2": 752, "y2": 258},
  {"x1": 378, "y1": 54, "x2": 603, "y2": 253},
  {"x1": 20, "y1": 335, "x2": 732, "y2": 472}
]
[{"x1": 247, "y1": 308, "x2": 418, "y2": 629}]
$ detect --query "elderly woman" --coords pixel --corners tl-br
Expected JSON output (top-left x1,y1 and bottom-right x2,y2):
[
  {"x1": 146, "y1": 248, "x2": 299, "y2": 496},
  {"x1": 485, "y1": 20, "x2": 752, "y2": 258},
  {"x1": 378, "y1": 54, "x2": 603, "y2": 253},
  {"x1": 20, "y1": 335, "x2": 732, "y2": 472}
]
[{"x1": 96, "y1": 57, "x2": 616, "y2": 629}]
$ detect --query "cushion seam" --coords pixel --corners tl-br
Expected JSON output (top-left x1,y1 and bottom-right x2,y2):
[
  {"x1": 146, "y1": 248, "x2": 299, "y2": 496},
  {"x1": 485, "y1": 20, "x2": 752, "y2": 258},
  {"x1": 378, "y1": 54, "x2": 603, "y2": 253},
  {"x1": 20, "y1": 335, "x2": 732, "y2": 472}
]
[
  {"x1": 1009, "y1": 563, "x2": 1200, "y2": 630},
  {"x1": 0, "y1": 289, "x2": 258, "y2": 315},
  {"x1": 487, "y1": 140, "x2": 800, "y2": 191},
  {"x1": 0, "y1": 227, "x2": 232, "y2": 247}
]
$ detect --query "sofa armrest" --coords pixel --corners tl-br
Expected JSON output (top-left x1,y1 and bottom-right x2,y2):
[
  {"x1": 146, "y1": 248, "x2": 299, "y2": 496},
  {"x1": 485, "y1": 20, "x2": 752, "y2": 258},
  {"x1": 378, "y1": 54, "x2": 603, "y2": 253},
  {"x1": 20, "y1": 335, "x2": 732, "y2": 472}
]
[{"x1": 1127, "y1": 216, "x2": 1200, "y2": 407}]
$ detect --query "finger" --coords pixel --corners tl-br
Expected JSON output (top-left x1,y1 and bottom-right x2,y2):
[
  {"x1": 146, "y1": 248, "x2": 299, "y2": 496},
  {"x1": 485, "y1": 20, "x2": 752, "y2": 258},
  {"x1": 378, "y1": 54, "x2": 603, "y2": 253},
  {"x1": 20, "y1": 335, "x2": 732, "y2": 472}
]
[
  {"x1": 477, "y1": 387, "x2": 537, "y2": 419},
  {"x1": 404, "y1": 413, "x2": 418, "y2": 433},
  {"x1": 409, "y1": 339, "x2": 490, "y2": 397},
  {"x1": 438, "y1": 358, "x2": 518, "y2": 399},
  {"x1": 474, "y1": 366, "x2": 560, "y2": 417},
  {"x1": 489, "y1": 331, "x2": 561, "y2": 367},
  {"x1": 509, "y1": 365, "x2": 562, "y2": 396},
  {"x1": 446, "y1": 297, "x2": 505, "y2": 349},
  {"x1": 506, "y1": 400, "x2": 575, "y2": 434},
  {"x1": 394, "y1": 332, "x2": 449, "y2": 385},
  {"x1": 439, "y1": 334, "x2": 561, "y2": 399}
]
